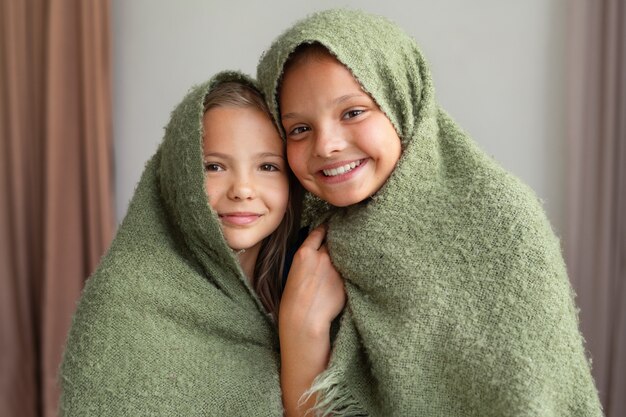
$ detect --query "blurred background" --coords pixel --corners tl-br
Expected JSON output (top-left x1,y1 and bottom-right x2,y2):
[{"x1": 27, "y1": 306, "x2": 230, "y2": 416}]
[{"x1": 1, "y1": 0, "x2": 624, "y2": 416}]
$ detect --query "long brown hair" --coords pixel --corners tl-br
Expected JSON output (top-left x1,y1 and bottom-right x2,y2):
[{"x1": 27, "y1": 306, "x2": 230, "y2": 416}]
[{"x1": 203, "y1": 81, "x2": 301, "y2": 320}]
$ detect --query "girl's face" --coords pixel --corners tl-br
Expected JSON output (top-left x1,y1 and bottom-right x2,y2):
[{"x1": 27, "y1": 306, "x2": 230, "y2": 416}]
[
  {"x1": 280, "y1": 52, "x2": 401, "y2": 207},
  {"x1": 202, "y1": 106, "x2": 289, "y2": 253}
]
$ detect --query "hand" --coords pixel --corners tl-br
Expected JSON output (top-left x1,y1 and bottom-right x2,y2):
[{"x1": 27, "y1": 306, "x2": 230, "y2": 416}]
[
  {"x1": 279, "y1": 225, "x2": 345, "y2": 416},
  {"x1": 280, "y1": 225, "x2": 346, "y2": 334}
]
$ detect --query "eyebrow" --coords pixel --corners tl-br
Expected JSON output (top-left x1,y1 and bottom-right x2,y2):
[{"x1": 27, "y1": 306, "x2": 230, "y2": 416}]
[
  {"x1": 281, "y1": 93, "x2": 367, "y2": 119},
  {"x1": 334, "y1": 93, "x2": 366, "y2": 105},
  {"x1": 203, "y1": 151, "x2": 285, "y2": 160}
]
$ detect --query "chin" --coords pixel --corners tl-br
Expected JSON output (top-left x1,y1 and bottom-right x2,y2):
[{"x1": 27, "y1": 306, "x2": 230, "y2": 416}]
[
  {"x1": 223, "y1": 238, "x2": 251, "y2": 252},
  {"x1": 225, "y1": 236, "x2": 265, "y2": 254},
  {"x1": 227, "y1": 242, "x2": 252, "y2": 252},
  {"x1": 324, "y1": 192, "x2": 369, "y2": 207},
  {"x1": 329, "y1": 199, "x2": 354, "y2": 207}
]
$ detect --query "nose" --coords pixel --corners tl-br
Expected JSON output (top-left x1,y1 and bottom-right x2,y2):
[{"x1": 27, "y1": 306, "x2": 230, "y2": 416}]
[
  {"x1": 314, "y1": 125, "x2": 346, "y2": 158},
  {"x1": 227, "y1": 173, "x2": 256, "y2": 200}
]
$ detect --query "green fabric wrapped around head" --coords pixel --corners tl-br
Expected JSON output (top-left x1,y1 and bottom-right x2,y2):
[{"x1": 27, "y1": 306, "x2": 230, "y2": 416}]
[
  {"x1": 59, "y1": 72, "x2": 285, "y2": 416},
  {"x1": 257, "y1": 8, "x2": 602, "y2": 417},
  {"x1": 257, "y1": 8, "x2": 436, "y2": 145}
]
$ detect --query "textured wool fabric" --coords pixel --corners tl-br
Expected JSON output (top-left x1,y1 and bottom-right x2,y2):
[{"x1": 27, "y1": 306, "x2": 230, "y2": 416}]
[
  {"x1": 59, "y1": 72, "x2": 284, "y2": 416},
  {"x1": 257, "y1": 9, "x2": 603, "y2": 417}
]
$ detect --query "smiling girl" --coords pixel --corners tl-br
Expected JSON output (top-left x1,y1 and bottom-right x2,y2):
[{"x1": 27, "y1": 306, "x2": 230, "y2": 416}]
[
  {"x1": 258, "y1": 9, "x2": 603, "y2": 417},
  {"x1": 201, "y1": 81, "x2": 293, "y2": 316},
  {"x1": 280, "y1": 45, "x2": 401, "y2": 207},
  {"x1": 59, "y1": 73, "x2": 342, "y2": 416}
]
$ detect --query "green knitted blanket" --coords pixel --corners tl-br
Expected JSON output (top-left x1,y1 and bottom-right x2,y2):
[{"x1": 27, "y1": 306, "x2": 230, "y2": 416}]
[
  {"x1": 257, "y1": 9, "x2": 603, "y2": 417},
  {"x1": 59, "y1": 72, "x2": 284, "y2": 416}
]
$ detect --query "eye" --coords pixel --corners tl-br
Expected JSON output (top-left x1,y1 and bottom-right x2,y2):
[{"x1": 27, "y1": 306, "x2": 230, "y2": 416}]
[
  {"x1": 342, "y1": 109, "x2": 364, "y2": 120},
  {"x1": 204, "y1": 163, "x2": 224, "y2": 172},
  {"x1": 287, "y1": 125, "x2": 310, "y2": 137},
  {"x1": 260, "y1": 163, "x2": 280, "y2": 172}
]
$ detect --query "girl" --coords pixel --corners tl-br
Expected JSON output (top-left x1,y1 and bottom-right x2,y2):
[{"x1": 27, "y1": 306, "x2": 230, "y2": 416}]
[
  {"x1": 257, "y1": 9, "x2": 603, "y2": 417},
  {"x1": 59, "y1": 73, "x2": 340, "y2": 416}
]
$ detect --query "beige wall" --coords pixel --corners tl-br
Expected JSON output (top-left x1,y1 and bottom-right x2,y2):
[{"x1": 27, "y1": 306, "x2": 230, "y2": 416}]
[{"x1": 112, "y1": 0, "x2": 566, "y2": 233}]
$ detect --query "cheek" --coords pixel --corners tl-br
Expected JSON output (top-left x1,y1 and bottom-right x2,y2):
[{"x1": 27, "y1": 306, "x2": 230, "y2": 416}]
[
  {"x1": 382, "y1": 135, "x2": 401, "y2": 165},
  {"x1": 261, "y1": 176, "x2": 290, "y2": 212},
  {"x1": 286, "y1": 143, "x2": 309, "y2": 177},
  {"x1": 370, "y1": 125, "x2": 401, "y2": 166},
  {"x1": 275, "y1": 179, "x2": 290, "y2": 213},
  {"x1": 204, "y1": 179, "x2": 220, "y2": 210}
]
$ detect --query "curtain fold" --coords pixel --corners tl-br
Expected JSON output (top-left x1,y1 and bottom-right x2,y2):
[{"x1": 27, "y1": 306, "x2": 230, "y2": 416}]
[
  {"x1": 566, "y1": 1, "x2": 626, "y2": 416},
  {"x1": 0, "y1": 0, "x2": 114, "y2": 416}
]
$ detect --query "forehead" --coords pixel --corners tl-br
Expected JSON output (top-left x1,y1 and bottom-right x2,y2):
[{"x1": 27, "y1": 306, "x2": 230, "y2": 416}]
[
  {"x1": 202, "y1": 106, "x2": 283, "y2": 152},
  {"x1": 280, "y1": 57, "x2": 383, "y2": 129},
  {"x1": 281, "y1": 54, "x2": 365, "y2": 97},
  {"x1": 285, "y1": 43, "x2": 335, "y2": 70},
  {"x1": 283, "y1": 44, "x2": 360, "y2": 84}
]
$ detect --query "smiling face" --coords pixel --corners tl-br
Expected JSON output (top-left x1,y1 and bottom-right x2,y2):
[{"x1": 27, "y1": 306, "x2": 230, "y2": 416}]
[
  {"x1": 279, "y1": 50, "x2": 402, "y2": 207},
  {"x1": 202, "y1": 106, "x2": 289, "y2": 254}
]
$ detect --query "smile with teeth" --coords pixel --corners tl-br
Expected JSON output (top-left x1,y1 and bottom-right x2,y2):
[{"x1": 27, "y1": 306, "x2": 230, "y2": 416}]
[{"x1": 322, "y1": 160, "x2": 363, "y2": 177}]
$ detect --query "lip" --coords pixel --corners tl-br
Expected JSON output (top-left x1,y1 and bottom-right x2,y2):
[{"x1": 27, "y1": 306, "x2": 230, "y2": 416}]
[
  {"x1": 219, "y1": 212, "x2": 262, "y2": 226},
  {"x1": 315, "y1": 158, "x2": 368, "y2": 184}
]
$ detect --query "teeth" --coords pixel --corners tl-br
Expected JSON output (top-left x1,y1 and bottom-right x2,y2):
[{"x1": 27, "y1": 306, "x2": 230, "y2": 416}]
[{"x1": 323, "y1": 160, "x2": 361, "y2": 177}]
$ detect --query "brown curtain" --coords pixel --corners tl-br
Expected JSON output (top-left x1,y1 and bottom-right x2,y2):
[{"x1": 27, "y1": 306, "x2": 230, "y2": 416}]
[
  {"x1": 0, "y1": 0, "x2": 114, "y2": 416},
  {"x1": 566, "y1": 1, "x2": 626, "y2": 417}
]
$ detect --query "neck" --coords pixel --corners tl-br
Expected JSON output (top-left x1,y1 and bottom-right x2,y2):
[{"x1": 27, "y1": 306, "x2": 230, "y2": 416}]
[{"x1": 236, "y1": 244, "x2": 261, "y2": 284}]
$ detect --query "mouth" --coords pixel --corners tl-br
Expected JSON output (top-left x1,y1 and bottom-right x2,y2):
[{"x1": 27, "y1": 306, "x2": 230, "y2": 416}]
[
  {"x1": 321, "y1": 159, "x2": 365, "y2": 177},
  {"x1": 218, "y1": 212, "x2": 262, "y2": 226}
]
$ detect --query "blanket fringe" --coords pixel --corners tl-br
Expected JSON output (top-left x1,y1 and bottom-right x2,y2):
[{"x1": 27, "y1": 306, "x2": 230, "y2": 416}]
[{"x1": 299, "y1": 368, "x2": 367, "y2": 417}]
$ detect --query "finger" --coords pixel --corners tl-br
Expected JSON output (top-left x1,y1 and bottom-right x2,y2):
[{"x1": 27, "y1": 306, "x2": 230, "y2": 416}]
[{"x1": 300, "y1": 226, "x2": 327, "y2": 250}]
